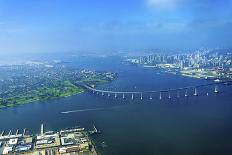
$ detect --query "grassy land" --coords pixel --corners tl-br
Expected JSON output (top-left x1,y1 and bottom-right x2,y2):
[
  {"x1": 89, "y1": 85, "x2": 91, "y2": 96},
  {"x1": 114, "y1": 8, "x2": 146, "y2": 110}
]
[
  {"x1": 0, "y1": 81, "x2": 84, "y2": 109},
  {"x1": 80, "y1": 74, "x2": 115, "y2": 85}
]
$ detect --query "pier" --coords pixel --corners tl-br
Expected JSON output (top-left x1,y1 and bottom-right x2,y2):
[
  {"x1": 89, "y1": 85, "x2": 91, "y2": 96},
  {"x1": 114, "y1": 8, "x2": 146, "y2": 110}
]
[
  {"x1": 1, "y1": 131, "x2": 4, "y2": 137},
  {"x1": 0, "y1": 124, "x2": 97, "y2": 155},
  {"x1": 23, "y1": 128, "x2": 26, "y2": 136},
  {"x1": 0, "y1": 130, "x2": 23, "y2": 140},
  {"x1": 16, "y1": 129, "x2": 19, "y2": 135}
]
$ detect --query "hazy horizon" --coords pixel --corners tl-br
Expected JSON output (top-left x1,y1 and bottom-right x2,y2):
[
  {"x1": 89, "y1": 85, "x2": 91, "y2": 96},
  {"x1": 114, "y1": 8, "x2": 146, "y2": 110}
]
[{"x1": 1, "y1": 0, "x2": 232, "y2": 54}]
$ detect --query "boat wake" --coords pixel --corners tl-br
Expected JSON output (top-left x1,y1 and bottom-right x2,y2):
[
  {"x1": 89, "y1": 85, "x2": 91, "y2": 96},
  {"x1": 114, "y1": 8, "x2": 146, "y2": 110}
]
[{"x1": 61, "y1": 106, "x2": 119, "y2": 114}]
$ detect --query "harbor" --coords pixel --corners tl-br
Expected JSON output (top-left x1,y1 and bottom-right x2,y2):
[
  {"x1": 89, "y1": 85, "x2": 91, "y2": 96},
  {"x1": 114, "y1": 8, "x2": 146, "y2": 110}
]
[
  {"x1": 0, "y1": 124, "x2": 98, "y2": 155},
  {"x1": 1, "y1": 56, "x2": 232, "y2": 155}
]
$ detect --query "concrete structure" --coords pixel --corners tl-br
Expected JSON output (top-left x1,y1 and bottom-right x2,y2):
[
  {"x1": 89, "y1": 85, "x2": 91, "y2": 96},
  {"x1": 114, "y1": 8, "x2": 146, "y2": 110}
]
[
  {"x1": 0, "y1": 125, "x2": 95, "y2": 155},
  {"x1": 9, "y1": 138, "x2": 18, "y2": 145},
  {"x1": 78, "y1": 81, "x2": 230, "y2": 101}
]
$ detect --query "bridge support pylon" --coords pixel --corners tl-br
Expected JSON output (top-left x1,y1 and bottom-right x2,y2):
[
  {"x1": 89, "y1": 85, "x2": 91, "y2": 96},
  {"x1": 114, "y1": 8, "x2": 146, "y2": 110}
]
[
  {"x1": 159, "y1": 92, "x2": 162, "y2": 100},
  {"x1": 168, "y1": 91, "x2": 171, "y2": 99},
  {"x1": 214, "y1": 85, "x2": 219, "y2": 93},
  {"x1": 185, "y1": 89, "x2": 188, "y2": 97},
  {"x1": 194, "y1": 88, "x2": 198, "y2": 96}
]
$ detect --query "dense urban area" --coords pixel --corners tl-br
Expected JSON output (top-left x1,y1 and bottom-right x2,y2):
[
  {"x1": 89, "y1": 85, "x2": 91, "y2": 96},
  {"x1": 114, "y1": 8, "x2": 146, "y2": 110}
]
[
  {"x1": 0, "y1": 124, "x2": 99, "y2": 155},
  {"x1": 0, "y1": 61, "x2": 116, "y2": 108},
  {"x1": 127, "y1": 49, "x2": 232, "y2": 80}
]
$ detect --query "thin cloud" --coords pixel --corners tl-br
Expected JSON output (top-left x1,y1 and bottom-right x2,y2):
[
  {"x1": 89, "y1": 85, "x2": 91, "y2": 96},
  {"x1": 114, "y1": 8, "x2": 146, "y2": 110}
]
[{"x1": 146, "y1": 0, "x2": 181, "y2": 10}]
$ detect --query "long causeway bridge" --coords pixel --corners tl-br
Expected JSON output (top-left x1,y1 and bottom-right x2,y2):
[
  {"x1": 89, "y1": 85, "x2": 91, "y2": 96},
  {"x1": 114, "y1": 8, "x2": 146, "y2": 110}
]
[{"x1": 76, "y1": 81, "x2": 232, "y2": 100}]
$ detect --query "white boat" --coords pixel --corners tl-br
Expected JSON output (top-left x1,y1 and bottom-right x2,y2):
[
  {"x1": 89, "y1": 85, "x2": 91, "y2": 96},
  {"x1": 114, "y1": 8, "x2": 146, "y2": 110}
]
[{"x1": 214, "y1": 79, "x2": 221, "y2": 82}]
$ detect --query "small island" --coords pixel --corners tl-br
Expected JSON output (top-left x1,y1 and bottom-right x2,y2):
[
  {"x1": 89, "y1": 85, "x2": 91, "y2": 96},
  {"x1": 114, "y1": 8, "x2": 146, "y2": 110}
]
[{"x1": 0, "y1": 61, "x2": 117, "y2": 109}]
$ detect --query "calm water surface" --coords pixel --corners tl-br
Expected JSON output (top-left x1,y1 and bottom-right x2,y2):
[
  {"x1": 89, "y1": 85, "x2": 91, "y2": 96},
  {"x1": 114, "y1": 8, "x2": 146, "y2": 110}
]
[{"x1": 0, "y1": 56, "x2": 232, "y2": 155}]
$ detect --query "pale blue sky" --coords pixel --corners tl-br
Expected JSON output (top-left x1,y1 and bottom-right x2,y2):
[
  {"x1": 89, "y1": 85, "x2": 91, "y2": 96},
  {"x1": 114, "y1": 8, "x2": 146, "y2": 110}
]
[{"x1": 0, "y1": 0, "x2": 232, "y2": 54}]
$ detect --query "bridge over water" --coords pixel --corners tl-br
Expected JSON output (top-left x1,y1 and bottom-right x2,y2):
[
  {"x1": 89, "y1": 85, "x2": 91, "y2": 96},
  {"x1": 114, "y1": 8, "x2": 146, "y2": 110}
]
[{"x1": 76, "y1": 81, "x2": 232, "y2": 100}]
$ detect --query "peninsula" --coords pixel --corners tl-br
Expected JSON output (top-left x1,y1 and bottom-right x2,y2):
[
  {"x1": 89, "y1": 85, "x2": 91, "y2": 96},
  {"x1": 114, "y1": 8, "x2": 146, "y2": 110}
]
[{"x1": 0, "y1": 61, "x2": 117, "y2": 109}]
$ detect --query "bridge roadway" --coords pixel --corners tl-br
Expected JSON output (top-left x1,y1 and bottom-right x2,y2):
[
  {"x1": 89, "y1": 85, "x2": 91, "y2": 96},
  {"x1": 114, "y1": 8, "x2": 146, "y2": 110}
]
[{"x1": 76, "y1": 80, "x2": 232, "y2": 95}]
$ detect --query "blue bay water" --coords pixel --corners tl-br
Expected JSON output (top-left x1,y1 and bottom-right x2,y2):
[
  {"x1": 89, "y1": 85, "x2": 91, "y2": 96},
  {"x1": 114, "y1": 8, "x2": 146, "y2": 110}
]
[{"x1": 0, "y1": 56, "x2": 232, "y2": 155}]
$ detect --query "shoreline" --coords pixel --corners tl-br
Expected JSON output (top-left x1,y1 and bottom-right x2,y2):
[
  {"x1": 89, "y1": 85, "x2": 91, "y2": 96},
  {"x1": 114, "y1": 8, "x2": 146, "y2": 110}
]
[
  {"x1": 142, "y1": 65, "x2": 230, "y2": 81},
  {"x1": 0, "y1": 90, "x2": 84, "y2": 110},
  {"x1": 0, "y1": 78, "x2": 117, "y2": 110},
  {"x1": 0, "y1": 125, "x2": 99, "y2": 155}
]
